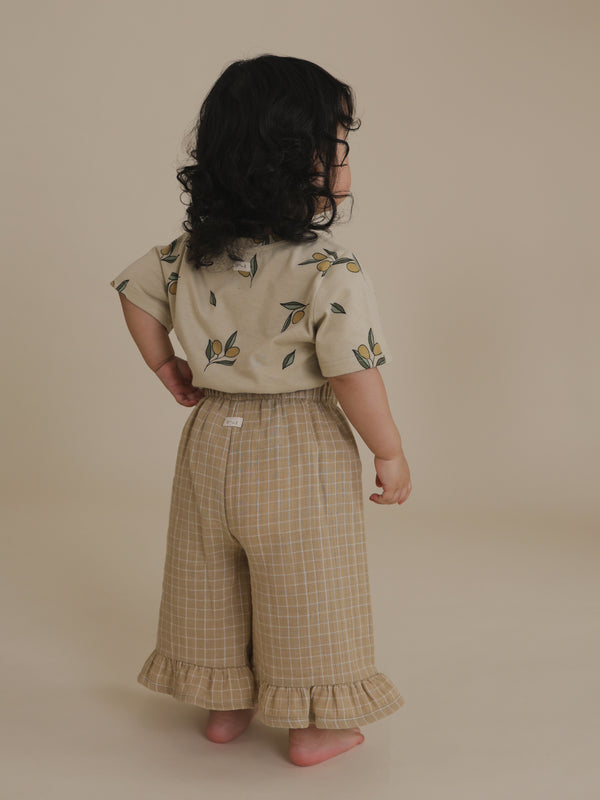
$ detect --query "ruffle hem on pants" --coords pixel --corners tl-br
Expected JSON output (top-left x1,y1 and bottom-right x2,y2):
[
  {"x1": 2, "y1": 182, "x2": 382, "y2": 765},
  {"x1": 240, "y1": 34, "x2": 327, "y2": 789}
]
[{"x1": 137, "y1": 649, "x2": 405, "y2": 729}]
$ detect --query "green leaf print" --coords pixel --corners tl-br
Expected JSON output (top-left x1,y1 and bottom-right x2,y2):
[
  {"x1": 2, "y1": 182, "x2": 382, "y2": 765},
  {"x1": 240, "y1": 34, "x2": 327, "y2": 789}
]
[
  {"x1": 331, "y1": 302, "x2": 346, "y2": 313},
  {"x1": 352, "y1": 349, "x2": 371, "y2": 369},
  {"x1": 209, "y1": 290, "x2": 216, "y2": 306},
  {"x1": 224, "y1": 330, "x2": 238, "y2": 351},
  {"x1": 204, "y1": 331, "x2": 240, "y2": 371},
  {"x1": 159, "y1": 240, "x2": 179, "y2": 263},
  {"x1": 297, "y1": 250, "x2": 361, "y2": 277},
  {"x1": 280, "y1": 301, "x2": 309, "y2": 332},
  {"x1": 167, "y1": 272, "x2": 178, "y2": 295},
  {"x1": 235, "y1": 254, "x2": 259, "y2": 287},
  {"x1": 249, "y1": 254, "x2": 257, "y2": 285},
  {"x1": 282, "y1": 350, "x2": 296, "y2": 369},
  {"x1": 352, "y1": 328, "x2": 384, "y2": 368}
]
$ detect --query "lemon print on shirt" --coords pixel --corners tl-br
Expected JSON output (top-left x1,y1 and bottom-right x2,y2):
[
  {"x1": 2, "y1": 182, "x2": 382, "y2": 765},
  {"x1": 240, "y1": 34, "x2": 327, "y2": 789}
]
[
  {"x1": 167, "y1": 272, "x2": 178, "y2": 294},
  {"x1": 204, "y1": 331, "x2": 240, "y2": 371},
  {"x1": 159, "y1": 240, "x2": 180, "y2": 263},
  {"x1": 353, "y1": 328, "x2": 386, "y2": 369},
  {"x1": 297, "y1": 249, "x2": 361, "y2": 276},
  {"x1": 234, "y1": 254, "x2": 258, "y2": 286},
  {"x1": 280, "y1": 301, "x2": 310, "y2": 332}
]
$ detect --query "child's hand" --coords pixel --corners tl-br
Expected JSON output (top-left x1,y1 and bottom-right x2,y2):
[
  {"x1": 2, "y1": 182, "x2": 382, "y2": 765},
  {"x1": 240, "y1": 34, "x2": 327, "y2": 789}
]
[
  {"x1": 370, "y1": 452, "x2": 412, "y2": 505},
  {"x1": 154, "y1": 356, "x2": 205, "y2": 406}
]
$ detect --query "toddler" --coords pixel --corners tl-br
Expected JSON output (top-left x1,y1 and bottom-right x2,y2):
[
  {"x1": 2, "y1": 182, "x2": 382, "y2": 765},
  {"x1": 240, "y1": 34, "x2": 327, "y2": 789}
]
[{"x1": 110, "y1": 54, "x2": 411, "y2": 767}]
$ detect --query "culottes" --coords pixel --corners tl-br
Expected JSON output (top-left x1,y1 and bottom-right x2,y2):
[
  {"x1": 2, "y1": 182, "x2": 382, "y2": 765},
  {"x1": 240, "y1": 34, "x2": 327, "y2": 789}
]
[{"x1": 137, "y1": 382, "x2": 404, "y2": 728}]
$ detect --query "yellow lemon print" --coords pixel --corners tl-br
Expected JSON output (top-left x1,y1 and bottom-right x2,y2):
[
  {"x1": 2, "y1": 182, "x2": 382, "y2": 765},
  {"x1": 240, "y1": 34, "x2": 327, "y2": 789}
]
[
  {"x1": 235, "y1": 254, "x2": 258, "y2": 286},
  {"x1": 297, "y1": 249, "x2": 362, "y2": 278},
  {"x1": 280, "y1": 301, "x2": 309, "y2": 332},
  {"x1": 204, "y1": 331, "x2": 240, "y2": 371},
  {"x1": 353, "y1": 328, "x2": 386, "y2": 369},
  {"x1": 167, "y1": 272, "x2": 178, "y2": 294},
  {"x1": 159, "y1": 239, "x2": 180, "y2": 263}
]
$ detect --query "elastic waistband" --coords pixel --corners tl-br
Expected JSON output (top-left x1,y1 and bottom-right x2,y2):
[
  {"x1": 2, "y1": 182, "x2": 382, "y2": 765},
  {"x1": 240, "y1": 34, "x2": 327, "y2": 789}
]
[{"x1": 202, "y1": 382, "x2": 336, "y2": 405}]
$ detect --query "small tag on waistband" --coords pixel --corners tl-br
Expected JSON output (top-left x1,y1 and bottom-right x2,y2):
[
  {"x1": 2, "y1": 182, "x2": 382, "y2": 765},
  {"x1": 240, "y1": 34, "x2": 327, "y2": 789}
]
[{"x1": 223, "y1": 416, "x2": 244, "y2": 428}]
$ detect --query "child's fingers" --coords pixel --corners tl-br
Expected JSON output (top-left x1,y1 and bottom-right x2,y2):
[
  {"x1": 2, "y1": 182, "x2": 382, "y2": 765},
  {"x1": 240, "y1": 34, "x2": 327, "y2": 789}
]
[
  {"x1": 370, "y1": 482, "x2": 412, "y2": 504},
  {"x1": 175, "y1": 392, "x2": 202, "y2": 406},
  {"x1": 163, "y1": 376, "x2": 205, "y2": 406},
  {"x1": 369, "y1": 487, "x2": 400, "y2": 504},
  {"x1": 176, "y1": 384, "x2": 204, "y2": 400}
]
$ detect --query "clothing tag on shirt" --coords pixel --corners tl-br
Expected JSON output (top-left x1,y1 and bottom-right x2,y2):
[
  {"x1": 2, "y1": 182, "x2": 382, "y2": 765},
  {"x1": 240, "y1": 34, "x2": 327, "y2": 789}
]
[
  {"x1": 223, "y1": 416, "x2": 244, "y2": 428},
  {"x1": 232, "y1": 261, "x2": 251, "y2": 272}
]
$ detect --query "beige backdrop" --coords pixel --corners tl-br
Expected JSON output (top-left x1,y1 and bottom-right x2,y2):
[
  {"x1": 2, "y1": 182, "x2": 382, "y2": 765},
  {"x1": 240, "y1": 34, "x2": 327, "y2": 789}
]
[{"x1": 2, "y1": 1, "x2": 598, "y2": 798}]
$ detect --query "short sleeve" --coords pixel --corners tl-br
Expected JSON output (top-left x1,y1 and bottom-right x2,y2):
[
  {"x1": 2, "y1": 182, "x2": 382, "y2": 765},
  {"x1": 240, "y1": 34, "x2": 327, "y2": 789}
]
[
  {"x1": 311, "y1": 252, "x2": 393, "y2": 378},
  {"x1": 109, "y1": 245, "x2": 174, "y2": 333}
]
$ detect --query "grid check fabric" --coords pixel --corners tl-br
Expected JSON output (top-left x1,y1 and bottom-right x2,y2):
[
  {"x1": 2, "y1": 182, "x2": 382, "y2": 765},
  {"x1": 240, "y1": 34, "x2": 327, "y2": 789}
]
[{"x1": 137, "y1": 382, "x2": 404, "y2": 728}]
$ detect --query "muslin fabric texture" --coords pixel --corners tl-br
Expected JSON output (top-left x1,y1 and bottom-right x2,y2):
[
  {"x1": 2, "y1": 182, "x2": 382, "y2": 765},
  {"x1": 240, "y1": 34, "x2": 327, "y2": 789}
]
[{"x1": 136, "y1": 383, "x2": 404, "y2": 728}]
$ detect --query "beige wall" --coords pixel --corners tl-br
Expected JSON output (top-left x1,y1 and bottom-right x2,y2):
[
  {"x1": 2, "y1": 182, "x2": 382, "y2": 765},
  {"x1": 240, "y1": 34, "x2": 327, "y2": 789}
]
[
  {"x1": 2, "y1": 2, "x2": 599, "y2": 796},
  {"x1": 2, "y1": 1, "x2": 598, "y2": 520}
]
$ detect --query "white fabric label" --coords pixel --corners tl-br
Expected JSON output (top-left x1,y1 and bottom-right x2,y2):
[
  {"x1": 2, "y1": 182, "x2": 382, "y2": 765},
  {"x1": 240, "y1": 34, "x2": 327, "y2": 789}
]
[
  {"x1": 223, "y1": 416, "x2": 244, "y2": 427},
  {"x1": 232, "y1": 261, "x2": 251, "y2": 272}
]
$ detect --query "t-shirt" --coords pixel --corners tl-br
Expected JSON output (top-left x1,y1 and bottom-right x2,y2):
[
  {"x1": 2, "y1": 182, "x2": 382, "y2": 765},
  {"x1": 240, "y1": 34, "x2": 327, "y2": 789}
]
[{"x1": 109, "y1": 228, "x2": 393, "y2": 393}]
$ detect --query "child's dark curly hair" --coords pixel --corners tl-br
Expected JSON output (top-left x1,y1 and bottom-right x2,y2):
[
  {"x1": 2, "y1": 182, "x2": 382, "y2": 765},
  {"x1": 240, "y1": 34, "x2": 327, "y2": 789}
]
[{"x1": 176, "y1": 54, "x2": 361, "y2": 270}]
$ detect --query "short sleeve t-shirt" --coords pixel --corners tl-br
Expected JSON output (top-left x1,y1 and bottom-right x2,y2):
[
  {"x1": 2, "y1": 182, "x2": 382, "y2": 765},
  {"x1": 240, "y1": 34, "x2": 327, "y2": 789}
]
[{"x1": 109, "y1": 229, "x2": 393, "y2": 393}]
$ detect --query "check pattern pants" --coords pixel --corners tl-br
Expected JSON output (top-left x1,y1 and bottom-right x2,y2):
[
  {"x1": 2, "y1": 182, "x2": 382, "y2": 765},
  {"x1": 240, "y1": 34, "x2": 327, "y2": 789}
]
[{"x1": 137, "y1": 382, "x2": 404, "y2": 728}]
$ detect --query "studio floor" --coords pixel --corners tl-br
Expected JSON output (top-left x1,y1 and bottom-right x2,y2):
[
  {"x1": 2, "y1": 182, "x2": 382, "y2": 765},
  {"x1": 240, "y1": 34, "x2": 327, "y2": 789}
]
[{"x1": 3, "y1": 493, "x2": 598, "y2": 800}]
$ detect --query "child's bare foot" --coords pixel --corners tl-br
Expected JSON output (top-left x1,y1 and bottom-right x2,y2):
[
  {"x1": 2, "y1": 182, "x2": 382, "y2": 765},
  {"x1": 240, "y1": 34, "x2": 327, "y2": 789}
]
[
  {"x1": 288, "y1": 723, "x2": 365, "y2": 766},
  {"x1": 205, "y1": 705, "x2": 258, "y2": 743}
]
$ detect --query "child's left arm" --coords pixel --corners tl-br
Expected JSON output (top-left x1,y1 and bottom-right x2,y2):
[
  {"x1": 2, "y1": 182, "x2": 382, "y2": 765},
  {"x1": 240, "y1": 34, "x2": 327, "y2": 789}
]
[{"x1": 118, "y1": 294, "x2": 205, "y2": 406}]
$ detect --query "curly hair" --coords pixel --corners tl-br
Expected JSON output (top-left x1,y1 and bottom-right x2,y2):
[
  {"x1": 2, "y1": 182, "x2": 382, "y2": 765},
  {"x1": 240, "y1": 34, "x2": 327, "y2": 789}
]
[{"x1": 176, "y1": 54, "x2": 361, "y2": 270}]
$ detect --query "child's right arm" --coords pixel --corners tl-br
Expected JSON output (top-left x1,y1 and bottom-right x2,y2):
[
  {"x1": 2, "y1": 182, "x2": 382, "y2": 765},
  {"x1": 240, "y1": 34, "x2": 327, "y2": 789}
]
[
  {"x1": 117, "y1": 294, "x2": 204, "y2": 406},
  {"x1": 328, "y1": 368, "x2": 412, "y2": 506}
]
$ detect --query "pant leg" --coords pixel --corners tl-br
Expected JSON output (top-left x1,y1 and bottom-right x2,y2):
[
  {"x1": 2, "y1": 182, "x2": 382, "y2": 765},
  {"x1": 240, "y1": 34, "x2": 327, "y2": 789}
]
[
  {"x1": 136, "y1": 396, "x2": 257, "y2": 710},
  {"x1": 137, "y1": 382, "x2": 405, "y2": 727},
  {"x1": 223, "y1": 383, "x2": 405, "y2": 728}
]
